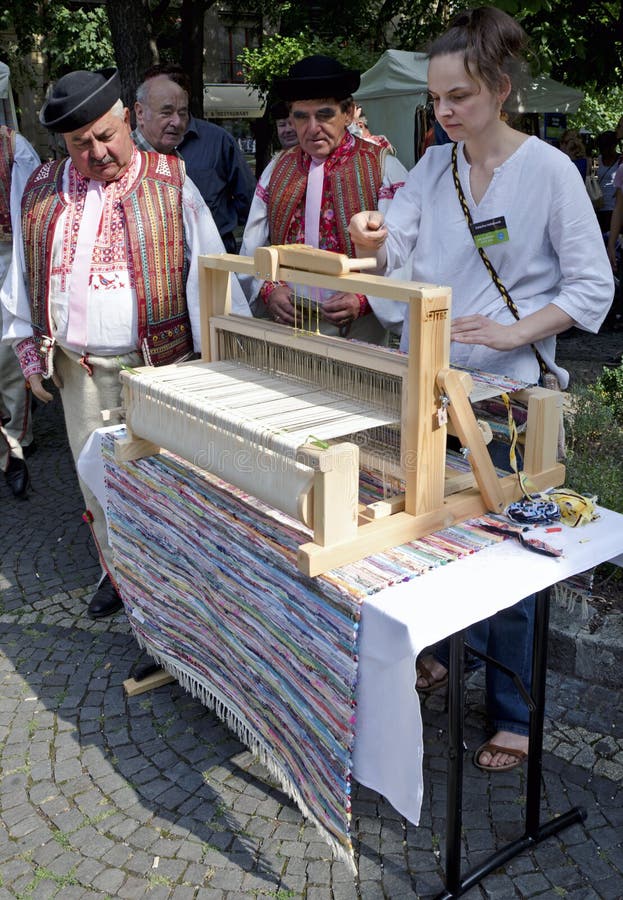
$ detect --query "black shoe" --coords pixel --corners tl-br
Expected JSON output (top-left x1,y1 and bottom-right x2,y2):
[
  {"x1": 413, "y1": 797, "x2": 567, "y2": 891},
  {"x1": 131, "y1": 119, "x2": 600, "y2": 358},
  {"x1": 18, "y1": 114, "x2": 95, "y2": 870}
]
[
  {"x1": 87, "y1": 574, "x2": 123, "y2": 619},
  {"x1": 5, "y1": 456, "x2": 30, "y2": 498},
  {"x1": 23, "y1": 440, "x2": 38, "y2": 460},
  {"x1": 129, "y1": 655, "x2": 162, "y2": 682}
]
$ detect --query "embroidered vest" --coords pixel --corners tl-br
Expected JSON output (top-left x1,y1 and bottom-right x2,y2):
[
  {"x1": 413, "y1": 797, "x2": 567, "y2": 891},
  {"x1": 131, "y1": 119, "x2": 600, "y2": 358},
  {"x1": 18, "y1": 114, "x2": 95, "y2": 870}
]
[
  {"x1": 267, "y1": 138, "x2": 385, "y2": 257},
  {"x1": 21, "y1": 152, "x2": 192, "y2": 366},
  {"x1": 0, "y1": 126, "x2": 15, "y2": 243}
]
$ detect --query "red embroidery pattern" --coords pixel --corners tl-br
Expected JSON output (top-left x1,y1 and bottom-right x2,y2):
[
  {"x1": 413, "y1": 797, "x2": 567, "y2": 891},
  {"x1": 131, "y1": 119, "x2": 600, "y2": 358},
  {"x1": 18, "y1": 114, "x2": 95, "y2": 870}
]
[
  {"x1": 15, "y1": 338, "x2": 44, "y2": 379},
  {"x1": 267, "y1": 133, "x2": 385, "y2": 256},
  {"x1": 379, "y1": 183, "x2": 403, "y2": 200},
  {"x1": 57, "y1": 151, "x2": 142, "y2": 291}
]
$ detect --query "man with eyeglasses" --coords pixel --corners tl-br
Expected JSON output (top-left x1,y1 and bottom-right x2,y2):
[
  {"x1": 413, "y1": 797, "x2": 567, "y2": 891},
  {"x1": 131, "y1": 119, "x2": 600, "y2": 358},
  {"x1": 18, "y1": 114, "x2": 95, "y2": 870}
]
[
  {"x1": 240, "y1": 55, "x2": 407, "y2": 342},
  {"x1": 133, "y1": 64, "x2": 255, "y2": 254}
]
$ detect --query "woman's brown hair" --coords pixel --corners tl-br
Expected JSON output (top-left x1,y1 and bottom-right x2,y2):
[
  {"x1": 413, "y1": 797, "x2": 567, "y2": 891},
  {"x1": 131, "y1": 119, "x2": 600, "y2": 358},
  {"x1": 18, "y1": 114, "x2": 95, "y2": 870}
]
[{"x1": 428, "y1": 6, "x2": 529, "y2": 95}]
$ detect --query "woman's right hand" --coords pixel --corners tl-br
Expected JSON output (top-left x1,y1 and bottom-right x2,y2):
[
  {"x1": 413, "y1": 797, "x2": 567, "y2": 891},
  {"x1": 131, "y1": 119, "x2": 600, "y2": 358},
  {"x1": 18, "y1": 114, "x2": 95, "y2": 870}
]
[{"x1": 348, "y1": 210, "x2": 388, "y2": 252}]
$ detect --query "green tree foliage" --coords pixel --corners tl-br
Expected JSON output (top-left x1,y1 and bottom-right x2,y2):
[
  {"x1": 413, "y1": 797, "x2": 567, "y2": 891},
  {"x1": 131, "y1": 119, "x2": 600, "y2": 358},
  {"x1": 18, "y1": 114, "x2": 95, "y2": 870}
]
[
  {"x1": 569, "y1": 85, "x2": 623, "y2": 135},
  {"x1": 232, "y1": 0, "x2": 389, "y2": 47},
  {"x1": 565, "y1": 374, "x2": 623, "y2": 514},
  {"x1": 392, "y1": 0, "x2": 622, "y2": 91},
  {"x1": 240, "y1": 33, "x2": 378, "y2": 100},
  {"x1": 239, "y1": 0, "x2": 621, "y2": 119},
  {"x1": 46, "y1": 5, "x2": 114, "y2": 75},
  {"x1": 513, "y1": 0, "x2": 623, "y2": 92},
  {"x1": 0, "y1": 2, "x2": 114, "y2": 81}
]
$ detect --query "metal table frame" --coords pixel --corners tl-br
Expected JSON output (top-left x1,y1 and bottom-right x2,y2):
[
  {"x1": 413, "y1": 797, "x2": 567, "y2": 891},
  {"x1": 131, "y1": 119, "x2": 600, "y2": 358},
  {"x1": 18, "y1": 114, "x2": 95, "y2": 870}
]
[{"x1": 437, "y1": 587, "x2": 587, "y2": 898}]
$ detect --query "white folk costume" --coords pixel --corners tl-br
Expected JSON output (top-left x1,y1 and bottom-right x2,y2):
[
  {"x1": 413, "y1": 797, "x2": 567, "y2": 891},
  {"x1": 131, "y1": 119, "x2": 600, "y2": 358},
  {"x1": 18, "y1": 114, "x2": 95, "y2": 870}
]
[
  {"x1": 0, "y1": 126, "x2": 40, "y2": 483},
  {"x1": 240, "y1": 55, "x2": 407, "y2": 342},
  {"x1": 1, "y1": 66, "x2": 249, "y2": 603}
]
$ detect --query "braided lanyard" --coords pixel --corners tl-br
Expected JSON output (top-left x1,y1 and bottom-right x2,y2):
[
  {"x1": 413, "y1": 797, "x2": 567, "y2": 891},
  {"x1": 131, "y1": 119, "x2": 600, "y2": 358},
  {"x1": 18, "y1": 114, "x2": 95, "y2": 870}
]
[{"x1": 450, "y1": 143, "x2": 549, "y2": 377}]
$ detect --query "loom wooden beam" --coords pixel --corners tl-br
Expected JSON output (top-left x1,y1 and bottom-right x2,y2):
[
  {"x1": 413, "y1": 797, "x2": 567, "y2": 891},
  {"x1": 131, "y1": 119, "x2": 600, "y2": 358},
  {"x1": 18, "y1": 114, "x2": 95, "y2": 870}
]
[
  {"x1": 297, "y1": 442, "x2": 360, "y2": 548},
  {"x1": 437, "y1": 367, "x2": 507, "y2": 515},
  {"x1": 209, "y1": 314, "x2": 408, "y2": 376},
  {"x1": 114, "y1": 432, "x2": 161, "y2": 462},
  {"x1": 199, "y1": 265, "x2": 232, "y2": 361},
  {"x1": 513, "y1": 386, "x2": 563, "y2": 476},
  {"x1": 402, "y1": 290, "x2": 451, "y2": 518},
  {"x1": 199, "y1": 252, "x2": 451, "y2": 305},
  {"x1": 298, "y1": 463, "x2": 565, "y2": 576},
  {"x1": 266, "y1": 245, "x2": 378, "y2": 275},
  {"x1": 123, "y1": 670, "x2": 175, "y2": 697},
  {"x1": 254, "y1": 246, "x2": 280, "y2": 281},
  {"x1": 114, "y1": 380, "x2": 161, "y2": 461}
]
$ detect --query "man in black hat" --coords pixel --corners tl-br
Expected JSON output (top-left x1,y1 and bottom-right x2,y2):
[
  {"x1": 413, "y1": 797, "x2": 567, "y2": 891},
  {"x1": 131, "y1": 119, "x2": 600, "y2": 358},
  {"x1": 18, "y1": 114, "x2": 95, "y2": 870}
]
[
  {"x1": 240, "y1": 54, "x2": 407, "y2": 341},
  {"x1": 1, "y1": 67, "x2": 249, "y2": 618}
]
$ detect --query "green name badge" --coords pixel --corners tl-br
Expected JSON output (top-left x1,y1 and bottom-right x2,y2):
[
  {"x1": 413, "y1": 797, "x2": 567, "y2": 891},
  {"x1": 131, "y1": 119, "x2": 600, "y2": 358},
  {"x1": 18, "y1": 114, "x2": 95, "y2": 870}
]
[{"x1": 471, "y1": 215, "x2": 509, "y2": 248}]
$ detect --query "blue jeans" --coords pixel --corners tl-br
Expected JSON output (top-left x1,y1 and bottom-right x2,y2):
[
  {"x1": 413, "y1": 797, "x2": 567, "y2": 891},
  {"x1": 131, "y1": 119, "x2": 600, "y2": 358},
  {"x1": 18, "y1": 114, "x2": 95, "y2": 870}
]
[
  {"x1": 432, "y1": 437, "x2": 535, "y2": 737},
  {"x1": 432, "y1": 595, "x2": 535, "y2": 736}
]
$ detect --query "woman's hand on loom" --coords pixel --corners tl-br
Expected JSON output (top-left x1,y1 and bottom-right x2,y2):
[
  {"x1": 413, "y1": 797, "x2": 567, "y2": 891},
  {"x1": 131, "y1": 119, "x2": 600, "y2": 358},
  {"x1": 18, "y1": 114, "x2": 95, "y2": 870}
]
[
  {"x1": 266, "y1": 286, "x2": 297, "y2": 325},
  {"x1": 348, "y1": 211, "x2": 388, "y2": 253},
  {"x1": 451, "y1": 315, "x2": 520, "y2": 351}
]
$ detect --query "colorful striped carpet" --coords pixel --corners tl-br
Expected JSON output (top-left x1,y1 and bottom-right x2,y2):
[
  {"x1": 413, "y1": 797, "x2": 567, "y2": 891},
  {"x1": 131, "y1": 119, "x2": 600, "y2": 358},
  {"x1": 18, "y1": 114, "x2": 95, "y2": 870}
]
[{"x1": 102, "y1": 429, "x2": 502, "y2": 869}]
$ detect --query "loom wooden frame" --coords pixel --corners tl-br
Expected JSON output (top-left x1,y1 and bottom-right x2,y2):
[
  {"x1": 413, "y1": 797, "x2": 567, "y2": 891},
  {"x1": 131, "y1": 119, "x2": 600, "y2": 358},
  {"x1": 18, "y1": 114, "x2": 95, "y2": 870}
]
[{"x1": 116, "y1": 246, "x2": 565, "y2": 577}]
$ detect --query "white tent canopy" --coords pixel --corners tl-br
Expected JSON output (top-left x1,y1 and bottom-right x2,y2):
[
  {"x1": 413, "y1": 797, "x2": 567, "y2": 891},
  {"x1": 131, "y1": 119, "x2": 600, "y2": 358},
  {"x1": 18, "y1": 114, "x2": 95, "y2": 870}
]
[{"x1": 355, "y1": 49, "x2": 583, "y2": 168}]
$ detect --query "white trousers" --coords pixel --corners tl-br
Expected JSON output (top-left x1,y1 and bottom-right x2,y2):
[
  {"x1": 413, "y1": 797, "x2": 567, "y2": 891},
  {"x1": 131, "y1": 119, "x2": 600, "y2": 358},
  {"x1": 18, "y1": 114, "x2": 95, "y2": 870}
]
[{"x1": 54, "y1": 346, "x2": 142, "y2": 580}]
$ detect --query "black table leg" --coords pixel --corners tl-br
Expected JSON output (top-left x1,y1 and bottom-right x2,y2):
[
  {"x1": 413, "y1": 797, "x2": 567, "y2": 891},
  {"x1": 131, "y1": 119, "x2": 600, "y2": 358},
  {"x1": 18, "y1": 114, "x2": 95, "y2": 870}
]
[{"x1": 435, "y1": 588, "x2": 587, "y2": 899}]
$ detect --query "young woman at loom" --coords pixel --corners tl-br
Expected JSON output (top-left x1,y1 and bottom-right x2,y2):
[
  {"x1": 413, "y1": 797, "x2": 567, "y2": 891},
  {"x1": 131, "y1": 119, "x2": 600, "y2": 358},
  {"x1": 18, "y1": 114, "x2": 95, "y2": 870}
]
[{"x1": 348, "y1": 6, "x2": 613, "y2": 772}]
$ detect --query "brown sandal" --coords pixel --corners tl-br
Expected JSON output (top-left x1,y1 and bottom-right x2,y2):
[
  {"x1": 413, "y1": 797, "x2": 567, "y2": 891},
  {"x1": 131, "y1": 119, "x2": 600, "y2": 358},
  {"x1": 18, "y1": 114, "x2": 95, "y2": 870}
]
[
  {"x1": 473, "y1": 740, "x2": 528, "y2": 772},
  {"x1": 415, "y1": 659, "x2": 449, "y2": 694}
]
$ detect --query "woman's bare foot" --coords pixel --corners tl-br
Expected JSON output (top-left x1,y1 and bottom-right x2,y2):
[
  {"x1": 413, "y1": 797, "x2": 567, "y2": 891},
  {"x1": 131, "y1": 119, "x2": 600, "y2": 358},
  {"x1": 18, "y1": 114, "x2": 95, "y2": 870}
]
[
  {"x1": 415, "y1": 654, "x2": 448, "y2": 691},
  {"x1": 476, "y1": 730, "x2": 529, "y2": 769}
]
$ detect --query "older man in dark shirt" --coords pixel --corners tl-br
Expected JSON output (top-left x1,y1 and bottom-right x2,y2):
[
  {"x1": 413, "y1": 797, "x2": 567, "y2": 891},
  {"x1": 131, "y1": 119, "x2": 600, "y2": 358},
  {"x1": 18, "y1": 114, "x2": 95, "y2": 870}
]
[{"x1": 133, "y1": 64, "x2": 256, "y2": 253}]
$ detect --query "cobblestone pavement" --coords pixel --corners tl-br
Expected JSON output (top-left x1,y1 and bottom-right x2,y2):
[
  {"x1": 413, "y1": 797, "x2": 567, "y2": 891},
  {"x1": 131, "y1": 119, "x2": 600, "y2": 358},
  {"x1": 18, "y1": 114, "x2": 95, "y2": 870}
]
[{"x1": 1, "y1": 396, "x2": 622, "y2": 899}]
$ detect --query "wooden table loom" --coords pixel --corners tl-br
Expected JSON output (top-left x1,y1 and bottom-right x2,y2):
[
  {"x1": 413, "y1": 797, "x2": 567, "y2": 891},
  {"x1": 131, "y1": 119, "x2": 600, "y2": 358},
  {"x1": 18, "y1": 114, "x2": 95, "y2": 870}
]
[{"x1": 115, "y1": 245, "x2": 565, "y2": 576}]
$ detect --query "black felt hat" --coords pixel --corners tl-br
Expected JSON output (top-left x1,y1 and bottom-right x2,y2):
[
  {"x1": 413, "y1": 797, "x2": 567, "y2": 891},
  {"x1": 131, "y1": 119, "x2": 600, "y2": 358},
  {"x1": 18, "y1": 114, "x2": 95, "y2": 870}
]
[
  {"x1": 274, "y1": 55, "x2": 360, "y2": 103},
  {"x1": 40, "y1": 67, "x2": 121, "y2": 133},
  {"x1": 270, "y1": 100, "x2": 290, "y2": 120}
]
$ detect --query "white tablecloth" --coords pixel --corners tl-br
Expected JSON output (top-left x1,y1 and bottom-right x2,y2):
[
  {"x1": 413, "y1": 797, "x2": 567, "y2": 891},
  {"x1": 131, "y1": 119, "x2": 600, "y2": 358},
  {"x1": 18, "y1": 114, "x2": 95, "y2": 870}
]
[
  {"x1": 353, "y1": 508, "x2": 623, "y2": 823},
  {"x1": 79, "y1": 428, "x2": 623, "y2": 826}
]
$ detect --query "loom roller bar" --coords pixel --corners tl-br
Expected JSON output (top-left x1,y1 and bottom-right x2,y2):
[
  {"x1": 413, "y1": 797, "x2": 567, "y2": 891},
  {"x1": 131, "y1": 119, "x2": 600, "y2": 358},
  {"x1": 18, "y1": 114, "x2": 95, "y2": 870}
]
[
  {"x1": 123, "y1": 360, "x2": 400, "y2": 526},
  {"x1": 125, "y1": 361, "x2": 398, "y2": 456}
]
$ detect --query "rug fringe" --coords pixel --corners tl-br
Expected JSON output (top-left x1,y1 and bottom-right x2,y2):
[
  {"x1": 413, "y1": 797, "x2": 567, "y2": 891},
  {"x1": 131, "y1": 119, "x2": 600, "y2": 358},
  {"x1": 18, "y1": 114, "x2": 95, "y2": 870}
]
[{"x1": 131, "y1": 630, "x2": 357, "y2": 874}]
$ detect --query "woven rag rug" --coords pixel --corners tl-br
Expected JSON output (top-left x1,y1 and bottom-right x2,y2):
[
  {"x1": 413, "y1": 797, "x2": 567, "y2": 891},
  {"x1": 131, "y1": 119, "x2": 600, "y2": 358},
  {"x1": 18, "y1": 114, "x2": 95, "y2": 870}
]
[{"x1": 102, "y1": 428, "x2": 504, "y2": 870}]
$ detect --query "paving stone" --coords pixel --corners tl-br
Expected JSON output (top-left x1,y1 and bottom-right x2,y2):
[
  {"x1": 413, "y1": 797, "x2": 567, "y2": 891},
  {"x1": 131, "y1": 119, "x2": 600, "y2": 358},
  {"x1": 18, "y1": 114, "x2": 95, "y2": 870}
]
[{"x1": 91, "y1": 866, "x2": 126, "y2": 893}]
